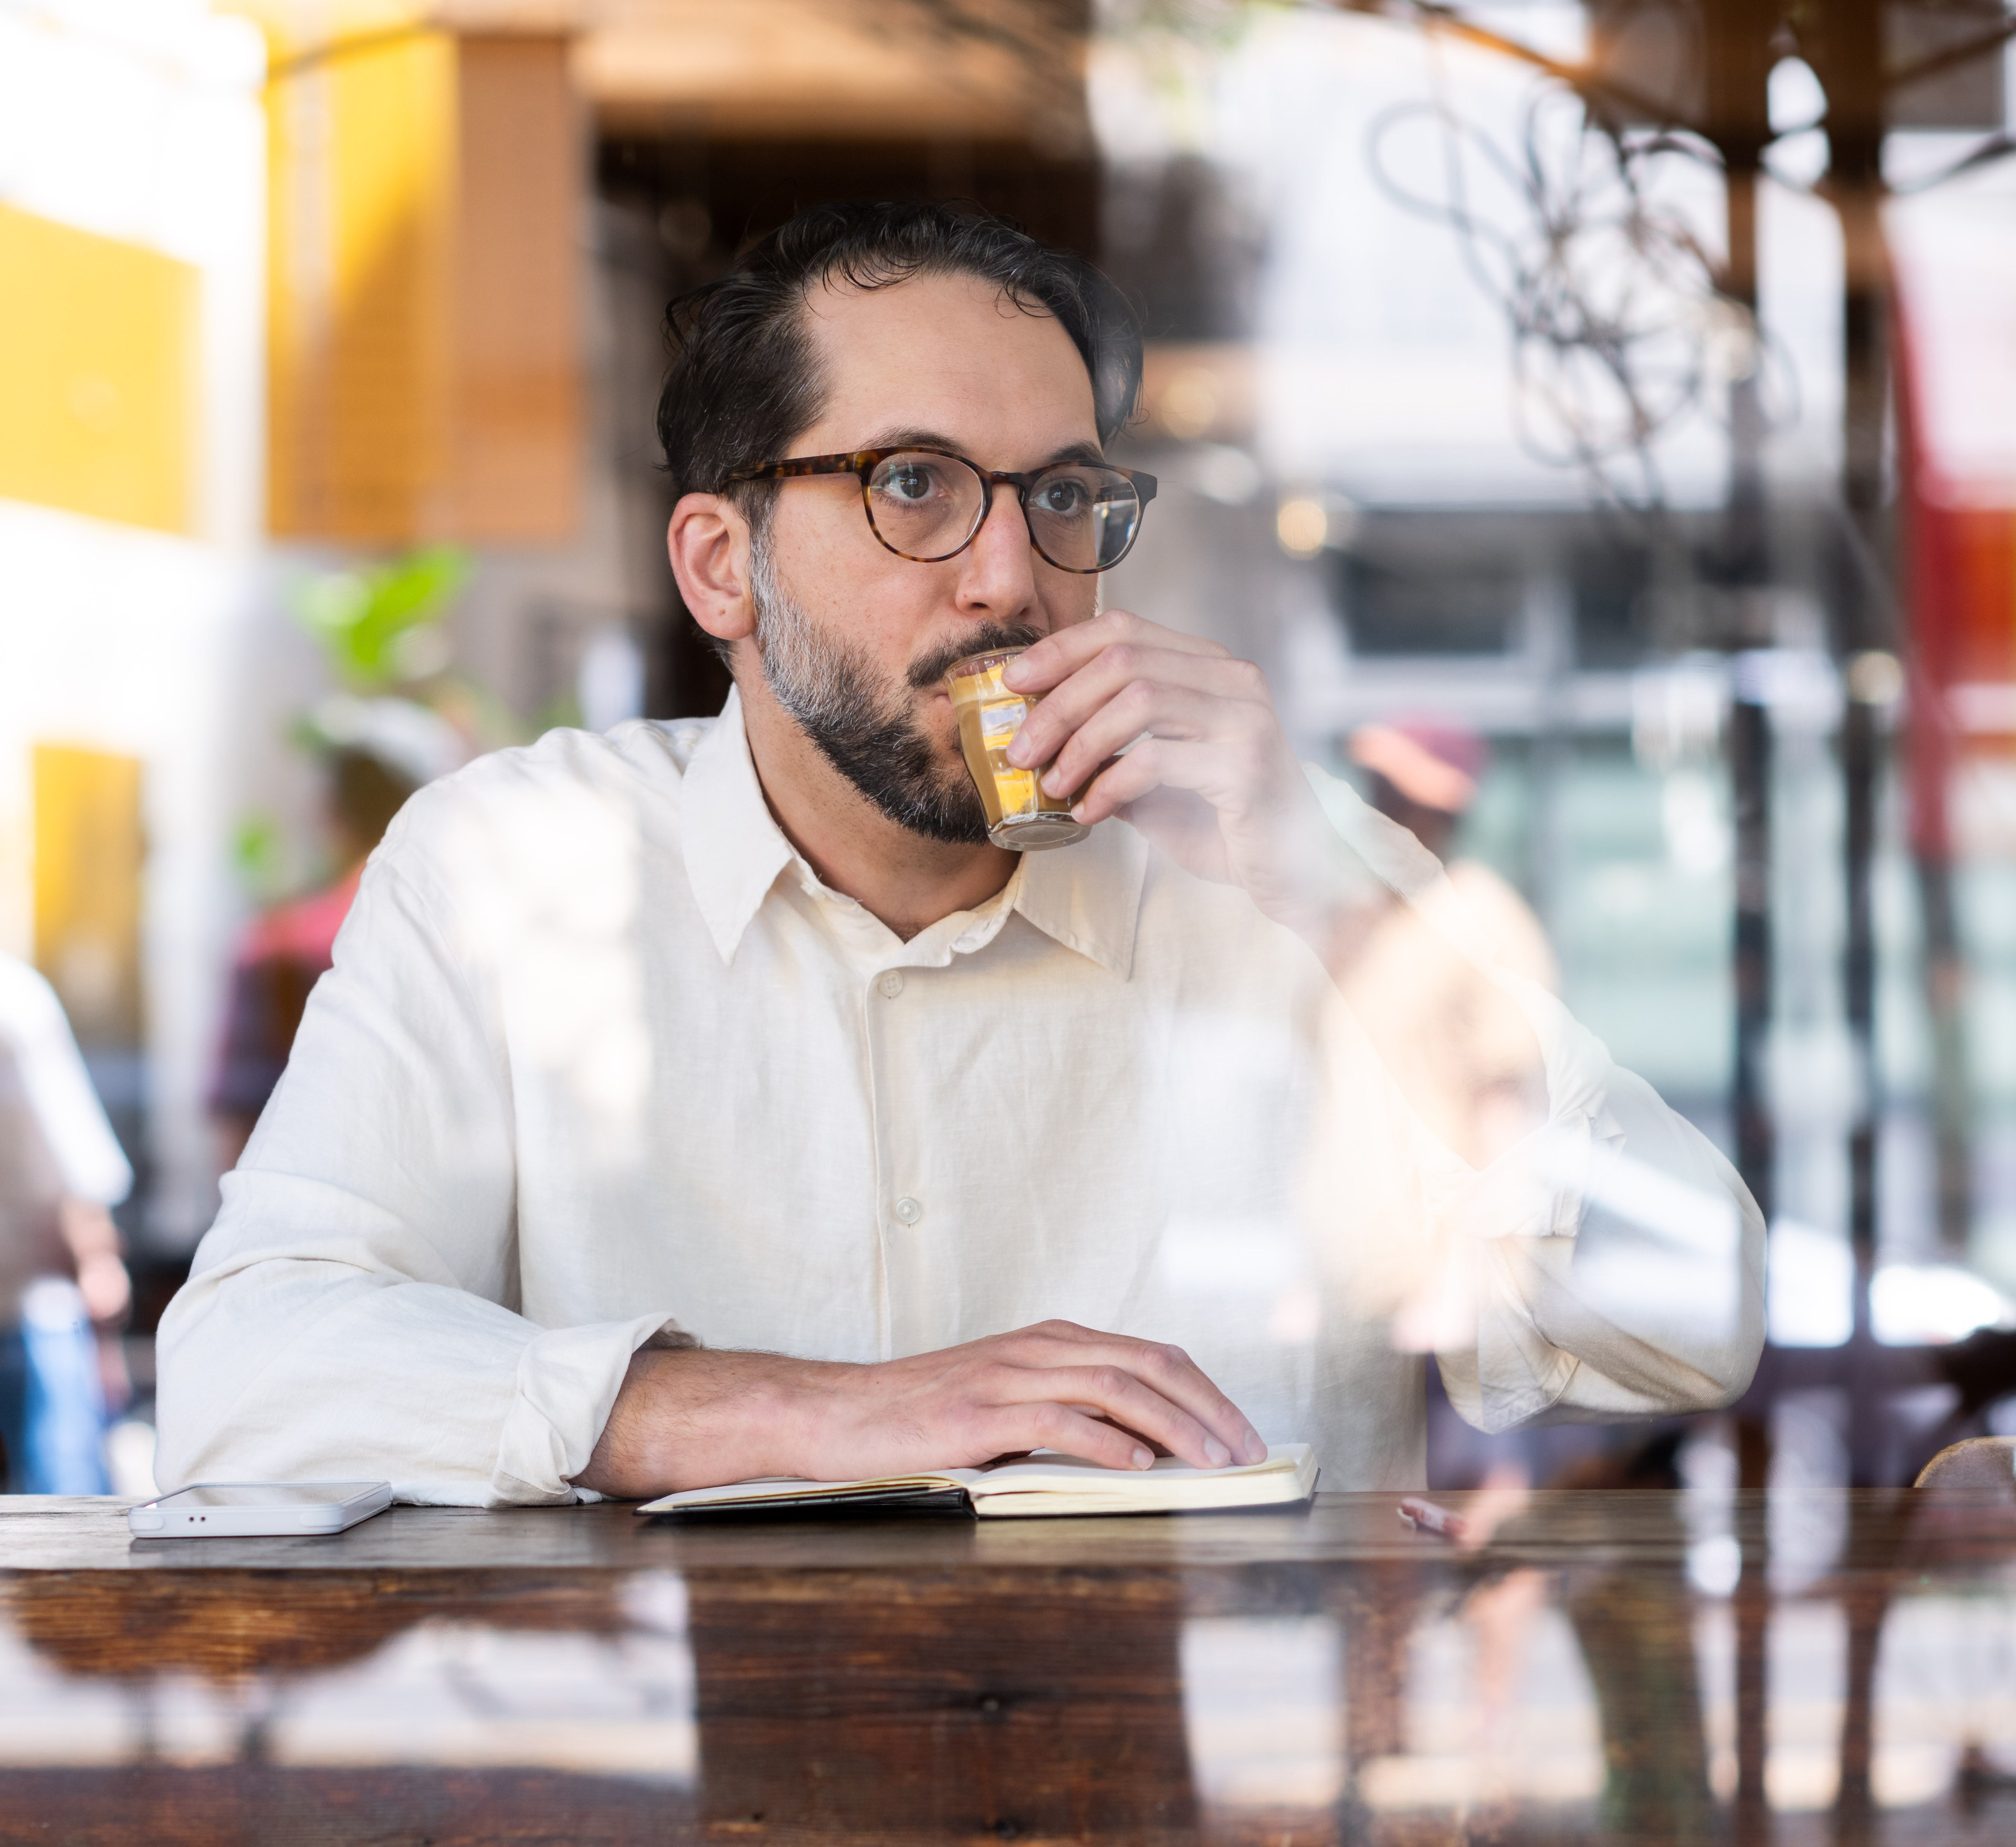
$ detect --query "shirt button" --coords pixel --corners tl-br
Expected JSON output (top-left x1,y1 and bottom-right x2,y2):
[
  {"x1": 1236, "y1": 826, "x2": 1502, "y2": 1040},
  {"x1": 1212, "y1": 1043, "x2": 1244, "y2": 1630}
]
[
  {"x1": 877, "y1": 970, "x2": 905, "y2": 999},
  {"x1": 893, "y1": 1195, "x2": 923, "y2": 1225}
]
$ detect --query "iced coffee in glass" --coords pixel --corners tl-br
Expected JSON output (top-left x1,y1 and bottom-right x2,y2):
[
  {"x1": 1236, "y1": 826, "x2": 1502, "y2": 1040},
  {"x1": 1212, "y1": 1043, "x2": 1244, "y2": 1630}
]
[{"x1": 944, "y1": 646, "x2": 1089, "y2": 851}]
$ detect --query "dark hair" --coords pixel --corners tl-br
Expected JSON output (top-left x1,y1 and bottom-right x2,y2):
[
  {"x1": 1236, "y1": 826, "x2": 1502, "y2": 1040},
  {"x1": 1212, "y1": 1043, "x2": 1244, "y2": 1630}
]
[
  {"x1": 655, "y1": 201, "x2": 1143, "y2": 509},
  {"x1": 330, "y1": 747, "x2": 417, "y2": 853}
]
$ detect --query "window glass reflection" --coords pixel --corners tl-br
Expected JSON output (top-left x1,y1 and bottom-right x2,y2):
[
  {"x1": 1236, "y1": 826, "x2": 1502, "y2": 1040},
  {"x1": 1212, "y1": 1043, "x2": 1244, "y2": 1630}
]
[{"x1": 1181, "y1": 1615, "x2": 1344, "y2": 1811}]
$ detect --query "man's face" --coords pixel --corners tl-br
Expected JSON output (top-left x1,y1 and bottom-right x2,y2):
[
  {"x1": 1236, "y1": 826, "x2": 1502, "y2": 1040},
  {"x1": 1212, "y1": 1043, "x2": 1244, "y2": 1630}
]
[{"x1": 752, "y1": 271, "x2": 1104, "y2": 843}]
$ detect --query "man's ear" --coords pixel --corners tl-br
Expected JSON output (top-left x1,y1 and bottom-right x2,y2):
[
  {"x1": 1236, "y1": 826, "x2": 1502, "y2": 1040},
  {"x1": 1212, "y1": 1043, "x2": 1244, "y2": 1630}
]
[{"x1": 668, "y1": 492, "x2": 757, "y2": 647}]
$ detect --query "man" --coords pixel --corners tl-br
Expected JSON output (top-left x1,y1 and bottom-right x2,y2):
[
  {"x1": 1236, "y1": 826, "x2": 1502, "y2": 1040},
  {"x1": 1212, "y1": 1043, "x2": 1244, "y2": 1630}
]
[
  {"x1": 0, "y1": 952, "x2": 133, "y2": 1493},
  {"x1": 158, "y1": 204, "x2": 1762, "y2": 1504}
]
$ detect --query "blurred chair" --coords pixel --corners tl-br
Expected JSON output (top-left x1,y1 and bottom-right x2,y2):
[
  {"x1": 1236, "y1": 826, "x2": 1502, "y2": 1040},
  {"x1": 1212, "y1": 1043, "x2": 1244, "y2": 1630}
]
[
  {"x1": 1915, "y1": 1436, "x2": 2016, "y2": 1493},
  {"x1": 1833, "y1": 1430, "x2": 2016, "y2": 1835}
]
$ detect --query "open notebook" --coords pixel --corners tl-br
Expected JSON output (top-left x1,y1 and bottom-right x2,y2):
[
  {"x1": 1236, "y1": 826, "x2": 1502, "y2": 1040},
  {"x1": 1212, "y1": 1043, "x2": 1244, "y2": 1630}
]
[{"x1": 637, "y1": 1443, "x2": 1317, "y2": 1519}]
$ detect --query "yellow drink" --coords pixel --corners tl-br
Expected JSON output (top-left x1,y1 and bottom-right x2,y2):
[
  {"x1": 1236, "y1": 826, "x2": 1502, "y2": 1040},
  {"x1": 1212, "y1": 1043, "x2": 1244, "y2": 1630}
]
[{"x1": 944, "y1": 647, "x2": 1089, "y2": 851}]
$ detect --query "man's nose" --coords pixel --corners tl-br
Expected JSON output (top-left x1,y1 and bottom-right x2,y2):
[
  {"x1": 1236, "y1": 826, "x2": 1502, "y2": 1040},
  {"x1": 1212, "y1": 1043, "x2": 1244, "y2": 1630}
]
[{"x1": 955, "y1": 480, "x2": 1040, "y2": 610}]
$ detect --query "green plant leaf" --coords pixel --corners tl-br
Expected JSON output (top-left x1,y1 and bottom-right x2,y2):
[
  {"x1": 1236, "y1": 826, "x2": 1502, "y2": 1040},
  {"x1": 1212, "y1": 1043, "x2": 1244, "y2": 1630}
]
[{"x1": 292, "y1": 547, "x2": 471, "y2": 689}]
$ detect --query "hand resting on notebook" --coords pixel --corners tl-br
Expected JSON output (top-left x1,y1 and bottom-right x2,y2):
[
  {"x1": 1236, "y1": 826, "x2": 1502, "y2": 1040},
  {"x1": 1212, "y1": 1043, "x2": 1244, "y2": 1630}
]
[{"x1": 574, "y1": 1319, "x2": 1268, "y2": 1500}]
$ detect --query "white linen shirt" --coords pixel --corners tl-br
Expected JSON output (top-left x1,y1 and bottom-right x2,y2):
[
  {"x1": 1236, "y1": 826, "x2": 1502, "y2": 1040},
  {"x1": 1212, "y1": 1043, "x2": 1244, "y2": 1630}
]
[{"x1": 157, "y1": 692, "x2": 1765, "y2": 1504}]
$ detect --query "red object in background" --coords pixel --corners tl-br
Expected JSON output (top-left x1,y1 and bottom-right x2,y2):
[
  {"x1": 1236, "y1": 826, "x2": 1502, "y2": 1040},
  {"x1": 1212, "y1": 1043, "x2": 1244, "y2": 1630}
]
[
  {"x1": 1905, "y1": 497, "x2": 2016, "y2": 858},
  {"x1": 1894, "y1": 271, "x2": 2016, "y2": 864},
  {"x1": 236, "y1": 864, "x2": 364, "y2": 971},
  {"x1": 208, "y1": 865, "x2": 365, "y2": 1123}
]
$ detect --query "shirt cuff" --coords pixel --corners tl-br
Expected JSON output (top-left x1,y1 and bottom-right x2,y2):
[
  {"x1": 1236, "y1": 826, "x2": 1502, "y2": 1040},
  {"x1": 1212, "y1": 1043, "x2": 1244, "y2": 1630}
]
[{"x1": 490, "y1": 1312, "x2": 694, "y2": 1505}]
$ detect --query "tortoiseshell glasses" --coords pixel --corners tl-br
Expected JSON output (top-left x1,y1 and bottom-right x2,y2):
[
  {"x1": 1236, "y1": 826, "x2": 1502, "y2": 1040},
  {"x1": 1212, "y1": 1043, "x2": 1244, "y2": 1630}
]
[{"x1": 722, "y1": 447, "x2": 1158, "y2": 574}]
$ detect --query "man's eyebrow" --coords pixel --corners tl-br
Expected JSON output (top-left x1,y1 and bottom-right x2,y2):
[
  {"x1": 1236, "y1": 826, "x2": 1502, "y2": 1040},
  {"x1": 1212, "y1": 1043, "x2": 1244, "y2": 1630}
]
[
  {"x1": 856, "y1": 427, "x2": 1107, "y2": 469},
  {"x1": 858, "y1": 426, "x2": 967, "y2": 456},
  {"x1": 1043, "y1": 438, "x2": 1107, "y2": 467}
]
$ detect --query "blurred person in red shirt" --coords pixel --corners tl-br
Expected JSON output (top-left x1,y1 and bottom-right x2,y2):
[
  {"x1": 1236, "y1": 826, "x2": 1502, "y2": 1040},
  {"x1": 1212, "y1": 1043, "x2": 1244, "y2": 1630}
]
[{"x1": 211, "y1": 700, "x2": 465, "y2": 1163}]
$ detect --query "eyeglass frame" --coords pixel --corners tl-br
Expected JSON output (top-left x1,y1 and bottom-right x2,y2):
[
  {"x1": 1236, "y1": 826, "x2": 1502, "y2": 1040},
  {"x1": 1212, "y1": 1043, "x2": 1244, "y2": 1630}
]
[{"x1": 719, "y1": 446, "x2": 1159, "y2": 574}]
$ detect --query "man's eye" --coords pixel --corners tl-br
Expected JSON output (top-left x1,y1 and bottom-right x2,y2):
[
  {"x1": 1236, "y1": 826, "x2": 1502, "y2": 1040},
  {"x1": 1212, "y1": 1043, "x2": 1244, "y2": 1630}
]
[
  {"x1": 1037, "y1": 479, "x2": 1089, "y2": 515},
  {"x1": 885, "y1": 467, "x2": 937, "y2": 501}
]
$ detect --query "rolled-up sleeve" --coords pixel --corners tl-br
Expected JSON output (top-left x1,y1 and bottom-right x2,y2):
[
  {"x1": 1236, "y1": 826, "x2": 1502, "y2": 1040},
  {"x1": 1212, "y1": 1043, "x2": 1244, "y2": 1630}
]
[
  {"x1": 156, "y1": 832, "x2": 682, "y2": 1506},
  {"x1": 1306, "y1": 764, "x2": 1766, "y2": 1433}
]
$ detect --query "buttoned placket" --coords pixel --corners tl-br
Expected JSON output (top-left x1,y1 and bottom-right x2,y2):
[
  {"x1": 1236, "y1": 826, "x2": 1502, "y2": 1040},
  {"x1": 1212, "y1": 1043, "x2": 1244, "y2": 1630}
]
[
  {"x1": 799, "y1": 869, "x2": 1026, "y2": 1361},
  {"x1": 863, "y1": 940, "x2": 921, "y2": 1358},
  {"x1": 681, "y1": 700, "x2": 1146, "y2": 1355}
]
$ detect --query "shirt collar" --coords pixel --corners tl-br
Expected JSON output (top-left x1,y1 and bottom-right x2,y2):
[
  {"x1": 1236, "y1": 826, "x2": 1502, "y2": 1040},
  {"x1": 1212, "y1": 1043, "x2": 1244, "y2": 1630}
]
[
  {"x1": 680, "y1": 687, "x2": 1147, "y2": 979},
  {"x1": 1011, "y1": 810, "x2": 1146, "y2": 981},
  {"x1": 680, "y1": 688, "x2": 795, "y2": 963}
]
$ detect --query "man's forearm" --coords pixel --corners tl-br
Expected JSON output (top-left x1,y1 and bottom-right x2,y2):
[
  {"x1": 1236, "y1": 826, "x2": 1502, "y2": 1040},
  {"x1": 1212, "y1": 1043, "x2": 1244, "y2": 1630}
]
[
  {"x1": 574, "y1": 1347, "x2": 834, "y2": 1499},
  {"x1": 571, "y1": 1321, "x2": 1267, "y2": 1500}
]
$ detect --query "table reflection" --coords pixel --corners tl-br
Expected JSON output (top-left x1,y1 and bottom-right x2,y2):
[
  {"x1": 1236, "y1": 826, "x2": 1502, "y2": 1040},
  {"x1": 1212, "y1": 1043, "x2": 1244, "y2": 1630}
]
[
  {"x1": 3, "y1": 1495, "x2": 2015, "y2": 1843},
  {"x1": 0, "y1": 1575, "x2": 695, "y2": 1764}
]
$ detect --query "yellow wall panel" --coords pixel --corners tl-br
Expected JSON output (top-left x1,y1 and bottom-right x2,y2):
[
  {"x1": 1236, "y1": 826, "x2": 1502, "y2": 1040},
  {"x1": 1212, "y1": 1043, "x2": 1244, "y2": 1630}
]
[
  {"x1": 258, "y1": 14, "x2": 581, "y2": 544},
  {"x1": 450, "y1": 37, "x2": 581, "y2": 542},
  {"x1": 267, "y1": 25, "x2": 459, "y2": 540},
  {"x1": 32, "y1": 744, "x2": 146, "y2": 1050},
  {"x1": 0, "y1": 205, "x2": 198, "y2": 535}
]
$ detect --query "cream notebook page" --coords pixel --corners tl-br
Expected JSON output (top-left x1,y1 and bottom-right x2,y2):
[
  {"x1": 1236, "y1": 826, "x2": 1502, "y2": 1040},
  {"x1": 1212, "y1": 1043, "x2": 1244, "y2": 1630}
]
[{"x1": 638, "y1": 1444, "x2": 1317, "y2": 1518}]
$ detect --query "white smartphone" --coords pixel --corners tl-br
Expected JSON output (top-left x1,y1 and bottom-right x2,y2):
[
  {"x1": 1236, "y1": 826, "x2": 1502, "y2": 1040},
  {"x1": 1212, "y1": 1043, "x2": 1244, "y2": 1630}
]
[{"x1": 128, "y1": 1481, "x2": 393, "y2": 1538}]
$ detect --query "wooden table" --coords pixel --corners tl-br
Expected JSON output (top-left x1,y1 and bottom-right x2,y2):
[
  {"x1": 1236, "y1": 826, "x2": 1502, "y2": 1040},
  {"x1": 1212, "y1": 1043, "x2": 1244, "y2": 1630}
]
[{"x1": 4, "y1": 1488, "x2": 2015, "y2": 1844}]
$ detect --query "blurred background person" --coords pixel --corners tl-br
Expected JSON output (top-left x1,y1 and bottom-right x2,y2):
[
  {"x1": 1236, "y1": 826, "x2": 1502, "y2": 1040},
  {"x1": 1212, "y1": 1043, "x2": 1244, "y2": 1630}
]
[
  {"x1": 210, "y1": 698, "x2": 465, "y2": 1166},
  {"x1": 1350, "y1": 718, "x2": 1555, "y2": 987},
  {"x1": 0, "y1": 951, "x2": 133, "y2": 1494},
  {"x1": 1338, "y1": 718, "x2": 1557, "y2": 1173}
]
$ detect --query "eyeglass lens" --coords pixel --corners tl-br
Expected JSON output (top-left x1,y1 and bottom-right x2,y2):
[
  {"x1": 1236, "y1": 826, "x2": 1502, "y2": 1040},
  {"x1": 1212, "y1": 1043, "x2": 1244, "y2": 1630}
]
[{"x1": 865, "y1": 452, "x2": 1142, "y2": 572}]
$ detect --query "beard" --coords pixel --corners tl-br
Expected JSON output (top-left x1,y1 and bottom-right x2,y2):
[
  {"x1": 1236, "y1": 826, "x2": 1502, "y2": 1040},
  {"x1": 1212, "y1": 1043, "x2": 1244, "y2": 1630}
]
[{"x1": 750, "y1": 533, "x2": 1041, "y2": 845}]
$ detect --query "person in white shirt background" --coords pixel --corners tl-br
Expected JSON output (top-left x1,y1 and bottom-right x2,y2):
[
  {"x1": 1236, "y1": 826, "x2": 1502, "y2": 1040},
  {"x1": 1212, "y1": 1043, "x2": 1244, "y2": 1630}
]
[
  {"x1": 0, "y1": 952, "x2": 133, "y2": 1494},
  {"x1": 157, "y1": 202, "x2": 1764, "y2": 1506},
  {"x1": 1339, "y1": 717, "x2": 1559, "y2": 1178}
]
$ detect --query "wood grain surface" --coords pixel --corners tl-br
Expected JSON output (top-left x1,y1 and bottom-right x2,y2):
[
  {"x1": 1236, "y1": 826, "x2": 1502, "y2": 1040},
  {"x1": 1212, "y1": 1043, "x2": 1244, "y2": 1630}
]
[{"x1": 3, "y1": 1490, "x2": 2015, "y2": 1844}]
